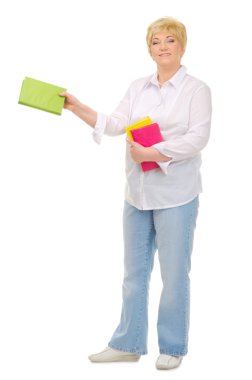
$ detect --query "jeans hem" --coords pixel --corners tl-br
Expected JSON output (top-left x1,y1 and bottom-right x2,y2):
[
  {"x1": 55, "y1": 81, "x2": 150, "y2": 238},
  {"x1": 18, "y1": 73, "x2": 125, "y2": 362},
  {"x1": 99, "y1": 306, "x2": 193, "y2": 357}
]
[
  {"x1": 108, "y1": 342, "x2": 147, "y2": 355},
  {"x1": 159, "y1": 348, "x2": 187, "y2": 356}
]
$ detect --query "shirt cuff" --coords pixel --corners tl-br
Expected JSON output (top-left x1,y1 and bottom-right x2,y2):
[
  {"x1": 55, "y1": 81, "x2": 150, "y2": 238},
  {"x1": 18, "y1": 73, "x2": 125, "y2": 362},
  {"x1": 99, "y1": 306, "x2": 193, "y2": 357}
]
[
  {"x1": 152, "y1": 143, "x2": 173, "y2": 175},
  {"x1": 92, "y1": 112, "x2": 107, "y2": 144},
  {"x1": 156, "y1": 160, "x2": 172, "y2": 175}
]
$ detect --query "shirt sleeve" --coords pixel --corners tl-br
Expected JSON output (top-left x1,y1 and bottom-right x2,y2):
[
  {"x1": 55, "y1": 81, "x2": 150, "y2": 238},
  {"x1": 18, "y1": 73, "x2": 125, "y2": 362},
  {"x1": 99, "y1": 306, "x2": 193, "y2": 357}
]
[
  {"x1": 153, "y1": 85, "x2": 212, "y2": 174},
  {"x1": 92, "y1": 86, "x2": 131, "y2": 144}
]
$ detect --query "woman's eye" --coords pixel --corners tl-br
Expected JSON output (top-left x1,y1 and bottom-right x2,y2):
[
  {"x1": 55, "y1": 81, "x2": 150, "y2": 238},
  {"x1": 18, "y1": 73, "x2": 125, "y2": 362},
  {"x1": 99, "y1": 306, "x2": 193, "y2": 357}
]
[{"x1": 152, "y1": 39, "x2": 175, "y2": 45}]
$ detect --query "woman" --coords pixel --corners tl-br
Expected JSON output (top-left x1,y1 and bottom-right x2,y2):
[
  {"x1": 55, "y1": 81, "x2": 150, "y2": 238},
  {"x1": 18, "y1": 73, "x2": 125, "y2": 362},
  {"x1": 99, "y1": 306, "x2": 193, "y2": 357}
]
[{"x1": 60, "y1": 16, "x2": 212, "y2": 370}]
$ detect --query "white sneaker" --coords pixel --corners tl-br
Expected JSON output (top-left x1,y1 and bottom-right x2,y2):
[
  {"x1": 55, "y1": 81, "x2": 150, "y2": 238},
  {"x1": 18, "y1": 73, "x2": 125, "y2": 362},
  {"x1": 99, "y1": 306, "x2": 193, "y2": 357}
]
[
  {"x1": 88, "y1": 347, "x2": 141, "y2": 363},
  {"x1": 156, "y1": 354, "x2": 183, "y2": 370}
]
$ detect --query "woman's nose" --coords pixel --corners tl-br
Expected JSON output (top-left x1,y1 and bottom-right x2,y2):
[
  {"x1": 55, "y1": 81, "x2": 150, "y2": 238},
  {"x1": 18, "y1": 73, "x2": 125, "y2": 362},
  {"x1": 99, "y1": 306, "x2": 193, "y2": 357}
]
[{"x1": 160, "y1": 42, "x2": 168, "y2": 50}]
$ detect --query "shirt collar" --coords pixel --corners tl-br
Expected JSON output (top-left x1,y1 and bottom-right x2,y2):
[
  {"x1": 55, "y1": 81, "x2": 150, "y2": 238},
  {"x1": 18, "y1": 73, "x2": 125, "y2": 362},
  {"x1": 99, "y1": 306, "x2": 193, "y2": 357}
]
[{"x1": 147, "y1": 65, "x2": 187, "y2": 89}]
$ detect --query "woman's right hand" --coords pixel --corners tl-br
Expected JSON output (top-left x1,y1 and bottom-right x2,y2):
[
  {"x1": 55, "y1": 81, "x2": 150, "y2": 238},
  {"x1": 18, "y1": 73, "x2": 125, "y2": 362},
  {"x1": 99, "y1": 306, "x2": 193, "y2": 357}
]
[
  {"x1": 59, "y1": 92, "x2": 81, "y2": 112},
  {"x1": 59, "y1": 92, "x2": 97, "y2": 128}
]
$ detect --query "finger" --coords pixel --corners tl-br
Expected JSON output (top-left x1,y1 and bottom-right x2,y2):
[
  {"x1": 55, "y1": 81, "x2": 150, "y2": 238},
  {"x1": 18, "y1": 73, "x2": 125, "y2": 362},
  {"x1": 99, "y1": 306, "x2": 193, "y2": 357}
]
[
  {"x1": 127, "y1": 139, "x2": 139, "y2": 147},
  {"x1": 126, "y1": 138, "x2": 133, "y2": 145},
  {"x1": 59, "y1": 92, "x2": 68, "y2": 97}
]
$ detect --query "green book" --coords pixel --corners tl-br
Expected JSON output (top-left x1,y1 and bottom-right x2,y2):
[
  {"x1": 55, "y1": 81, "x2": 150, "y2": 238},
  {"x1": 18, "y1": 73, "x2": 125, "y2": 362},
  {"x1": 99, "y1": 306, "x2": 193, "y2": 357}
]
[{"x1": 18, "y1": 77, "x2": 67, "y2": 115}]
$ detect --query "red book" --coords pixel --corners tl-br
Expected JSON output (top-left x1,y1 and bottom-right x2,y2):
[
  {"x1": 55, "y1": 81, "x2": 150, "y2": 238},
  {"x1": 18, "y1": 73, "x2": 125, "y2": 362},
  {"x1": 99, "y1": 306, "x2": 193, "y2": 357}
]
[{"x1": 131, "y1": 123, "x2": 164, "y2": 172}]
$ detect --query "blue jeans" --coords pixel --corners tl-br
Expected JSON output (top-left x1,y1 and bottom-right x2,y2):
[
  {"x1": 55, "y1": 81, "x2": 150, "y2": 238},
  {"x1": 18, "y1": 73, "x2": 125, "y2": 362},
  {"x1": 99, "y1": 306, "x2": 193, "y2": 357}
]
[{"x1": 108, "y1": 197, "x2": 199, "y2": 356}]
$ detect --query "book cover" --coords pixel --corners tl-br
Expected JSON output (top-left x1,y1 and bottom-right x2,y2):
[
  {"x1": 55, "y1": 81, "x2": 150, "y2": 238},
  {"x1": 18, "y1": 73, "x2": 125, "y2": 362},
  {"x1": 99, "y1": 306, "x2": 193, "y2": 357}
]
[
  {"x1": 18, "y1": 77, "x2": 66, "y2": 115},
  {"x1": 131, "y1": 123, "x2": 164, "y2": 171},
  {"x1": 125, "y1": 116, "x2": 153, "y2": 140}
]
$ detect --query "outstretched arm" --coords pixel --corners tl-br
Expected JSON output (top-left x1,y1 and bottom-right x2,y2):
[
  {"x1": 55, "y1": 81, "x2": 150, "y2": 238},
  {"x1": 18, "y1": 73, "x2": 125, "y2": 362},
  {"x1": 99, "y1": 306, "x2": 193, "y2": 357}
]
[{"x1": 59, "y1": 92, "x2": 97, "y2": 128}]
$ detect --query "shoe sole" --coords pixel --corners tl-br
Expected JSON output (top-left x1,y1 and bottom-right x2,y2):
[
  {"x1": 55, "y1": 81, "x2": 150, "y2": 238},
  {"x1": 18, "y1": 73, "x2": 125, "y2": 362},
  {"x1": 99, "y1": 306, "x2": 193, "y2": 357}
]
[
  {"x1": 89, "y1": 355, "x2": 140, "y2": 363},
  {"x1": 156, "y1": 364, "x2": 180, "y2": 370},
  {"x1": 156, "y1": 359, "x2": 182, "y2": 370}
]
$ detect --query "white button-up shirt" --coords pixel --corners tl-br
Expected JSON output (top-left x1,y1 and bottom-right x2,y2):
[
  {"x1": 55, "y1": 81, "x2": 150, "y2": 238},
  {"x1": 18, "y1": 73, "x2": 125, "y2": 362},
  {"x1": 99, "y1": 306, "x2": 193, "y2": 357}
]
[{"x1": 93, "y1": 66, "x2": 212, "y2": 210}]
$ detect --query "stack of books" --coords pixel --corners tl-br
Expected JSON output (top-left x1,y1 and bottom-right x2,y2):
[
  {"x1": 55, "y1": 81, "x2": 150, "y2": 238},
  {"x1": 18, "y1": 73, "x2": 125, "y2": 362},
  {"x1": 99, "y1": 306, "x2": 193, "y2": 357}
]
[{"x1": 125, "y1": 117, "x2": 164, "y2": 171}]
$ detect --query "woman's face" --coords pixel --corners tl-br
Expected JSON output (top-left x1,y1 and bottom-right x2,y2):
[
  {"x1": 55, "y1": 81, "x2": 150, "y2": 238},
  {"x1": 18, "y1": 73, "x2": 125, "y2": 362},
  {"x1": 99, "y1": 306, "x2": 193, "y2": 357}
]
[{"x1": 149, "y1": 31, "x2": 184, "y2": 68}]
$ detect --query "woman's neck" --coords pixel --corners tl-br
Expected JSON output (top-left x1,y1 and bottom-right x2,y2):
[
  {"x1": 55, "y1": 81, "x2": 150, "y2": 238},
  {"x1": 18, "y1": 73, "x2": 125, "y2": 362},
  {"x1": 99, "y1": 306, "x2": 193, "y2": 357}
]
[{"x1": 157, "y1": 64, "x2": 182, "y2": 85}]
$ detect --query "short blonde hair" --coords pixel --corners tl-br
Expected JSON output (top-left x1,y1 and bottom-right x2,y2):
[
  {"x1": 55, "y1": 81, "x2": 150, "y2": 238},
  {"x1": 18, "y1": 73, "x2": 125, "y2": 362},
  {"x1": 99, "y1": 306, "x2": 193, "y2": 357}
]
[{"x1": 146, "y1": 16, "x2": 187, "y2": 52}]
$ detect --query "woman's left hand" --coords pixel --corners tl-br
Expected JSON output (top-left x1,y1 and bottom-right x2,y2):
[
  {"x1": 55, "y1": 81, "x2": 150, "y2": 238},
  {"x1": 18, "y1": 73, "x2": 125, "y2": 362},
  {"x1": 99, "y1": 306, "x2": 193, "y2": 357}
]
[
  {"x1": 127, "y1": 139, "x2": 172, "y2": 164},
  {"x1": 127, "y1": 139, "x2": 150, "y2": 163}
]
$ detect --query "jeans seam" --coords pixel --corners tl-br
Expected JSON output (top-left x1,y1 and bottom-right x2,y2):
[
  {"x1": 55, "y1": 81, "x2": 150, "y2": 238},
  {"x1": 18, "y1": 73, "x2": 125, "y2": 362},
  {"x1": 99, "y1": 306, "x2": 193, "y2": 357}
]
[
  {"x1": 183, "y1": 197, "x2": 197, "y2": 351},
  {"x1": 133, "y1": 213, "x2": 154, "y2": 353}
]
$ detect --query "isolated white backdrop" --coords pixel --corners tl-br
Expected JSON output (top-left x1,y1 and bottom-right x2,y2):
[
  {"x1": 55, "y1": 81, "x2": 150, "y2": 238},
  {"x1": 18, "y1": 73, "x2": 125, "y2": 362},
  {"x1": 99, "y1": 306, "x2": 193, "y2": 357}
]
[{"x1": 0, "y1": 0, "x2": 252, "y2": 379}]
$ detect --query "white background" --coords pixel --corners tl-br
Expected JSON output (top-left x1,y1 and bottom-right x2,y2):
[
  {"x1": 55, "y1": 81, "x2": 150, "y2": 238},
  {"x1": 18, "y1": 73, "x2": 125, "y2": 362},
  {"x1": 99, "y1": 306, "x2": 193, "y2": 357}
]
[{"x1": 1, "y1": 0, "x2": 252, "y2": 379}]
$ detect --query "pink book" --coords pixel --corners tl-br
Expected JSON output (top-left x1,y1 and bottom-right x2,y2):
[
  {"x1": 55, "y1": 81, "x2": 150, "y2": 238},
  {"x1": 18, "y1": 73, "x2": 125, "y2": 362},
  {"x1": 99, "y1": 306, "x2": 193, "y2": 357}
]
[{"x1": 131, "y1": 123, "x2": 164, "y2": 172}]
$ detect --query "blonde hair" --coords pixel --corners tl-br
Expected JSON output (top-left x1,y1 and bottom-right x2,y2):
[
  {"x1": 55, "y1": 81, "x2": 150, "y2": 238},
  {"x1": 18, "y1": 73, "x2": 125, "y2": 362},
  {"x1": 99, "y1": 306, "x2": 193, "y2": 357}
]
[{"x1": 146, "y1": 16, "x2": 187, "y2": 52}]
